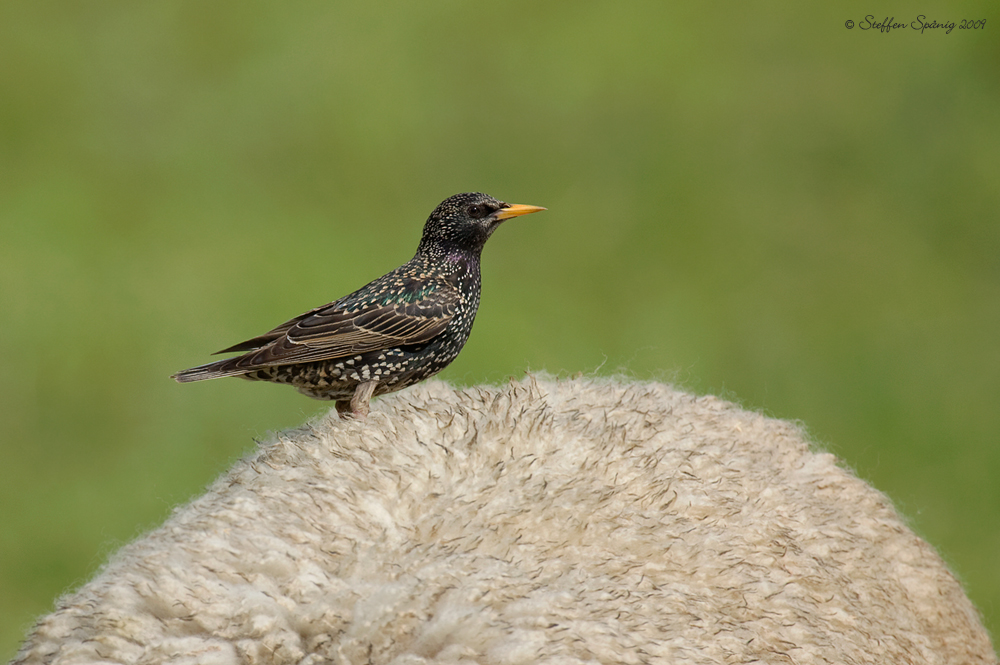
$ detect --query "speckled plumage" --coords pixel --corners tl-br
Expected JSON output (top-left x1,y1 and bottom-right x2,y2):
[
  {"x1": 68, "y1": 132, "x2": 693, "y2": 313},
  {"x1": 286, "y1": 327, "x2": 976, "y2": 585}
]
[{"x1": 172, "y1": 193, "x2": 545, "y2": 416}]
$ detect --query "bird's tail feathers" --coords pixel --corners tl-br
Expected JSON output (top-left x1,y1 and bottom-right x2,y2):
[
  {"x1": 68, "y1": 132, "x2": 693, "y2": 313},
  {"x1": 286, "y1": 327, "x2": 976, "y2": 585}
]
[{"x1": 171, "y1": 357, "x2": 248, "y2": 383}]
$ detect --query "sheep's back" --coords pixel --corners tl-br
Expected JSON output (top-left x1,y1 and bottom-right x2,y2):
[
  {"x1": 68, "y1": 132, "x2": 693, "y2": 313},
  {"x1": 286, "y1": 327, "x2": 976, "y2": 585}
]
[{"x1": 13, "y1": 377, "x2": 996, "y2": 664}]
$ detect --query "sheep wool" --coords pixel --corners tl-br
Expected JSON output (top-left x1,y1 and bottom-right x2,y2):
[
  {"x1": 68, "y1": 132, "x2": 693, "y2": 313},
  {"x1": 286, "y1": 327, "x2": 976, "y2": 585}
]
[{"x1": 14, "y1": 377, "x2": 995, "y2": 664}]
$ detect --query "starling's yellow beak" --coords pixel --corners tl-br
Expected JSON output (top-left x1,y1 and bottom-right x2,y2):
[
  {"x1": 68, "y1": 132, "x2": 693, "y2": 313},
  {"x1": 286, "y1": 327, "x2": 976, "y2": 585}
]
[{"x1": 494, "y1": 203, "x2": 546, "y2": 220}]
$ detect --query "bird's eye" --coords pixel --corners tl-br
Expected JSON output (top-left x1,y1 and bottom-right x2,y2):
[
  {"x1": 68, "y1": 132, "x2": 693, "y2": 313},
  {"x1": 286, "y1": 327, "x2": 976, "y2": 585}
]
[{"x1": 468, "y1": 204, "x2": 489, "y2": 219}]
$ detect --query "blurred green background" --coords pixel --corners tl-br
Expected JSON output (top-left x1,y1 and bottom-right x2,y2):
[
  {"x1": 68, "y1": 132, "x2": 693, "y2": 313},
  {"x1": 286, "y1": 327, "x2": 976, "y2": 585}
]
[{"x1": 2, "y1": 0, "x2": 998, "y2": 658}]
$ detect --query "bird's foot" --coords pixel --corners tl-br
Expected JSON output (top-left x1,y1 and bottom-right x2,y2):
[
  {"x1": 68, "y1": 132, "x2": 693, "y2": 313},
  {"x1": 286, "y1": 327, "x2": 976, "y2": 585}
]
[{"x1": 337, "y1": 381, "x2": 377, "y2": 419}]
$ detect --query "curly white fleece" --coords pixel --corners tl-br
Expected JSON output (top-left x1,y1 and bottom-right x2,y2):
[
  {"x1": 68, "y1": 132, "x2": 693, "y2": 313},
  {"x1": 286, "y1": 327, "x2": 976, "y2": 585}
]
[{"x1": 13, "y1": 377, "x2": 995, "y2": 664}]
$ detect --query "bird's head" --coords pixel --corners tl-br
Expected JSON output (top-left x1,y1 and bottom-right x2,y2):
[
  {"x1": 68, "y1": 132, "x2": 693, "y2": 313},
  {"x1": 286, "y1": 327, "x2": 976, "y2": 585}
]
[{"x1": 417, "y1": 192, "x2": 545, "y2": 258}]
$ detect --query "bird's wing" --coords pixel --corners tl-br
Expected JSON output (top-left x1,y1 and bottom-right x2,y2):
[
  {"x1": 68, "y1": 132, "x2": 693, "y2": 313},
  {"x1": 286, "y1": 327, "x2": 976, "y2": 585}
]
[
  {"x1": 213, "y1": 306, "x2": 324, "y2": 355},
  {"x1": 228, "y1": 281, "x2": 461, "y2": 369}
]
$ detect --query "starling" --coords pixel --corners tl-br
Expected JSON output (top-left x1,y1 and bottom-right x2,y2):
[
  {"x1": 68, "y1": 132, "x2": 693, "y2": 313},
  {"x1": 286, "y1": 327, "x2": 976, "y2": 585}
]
[{"x1": 172, "y1": 192, "x2": 545, "y2": 417}]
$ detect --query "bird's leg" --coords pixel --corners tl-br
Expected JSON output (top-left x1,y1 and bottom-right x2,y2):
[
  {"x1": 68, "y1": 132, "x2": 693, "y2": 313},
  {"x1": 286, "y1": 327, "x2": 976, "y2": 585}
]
[{"x1": 338, "y1": 380, "x2": 378, "y2": 418}]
